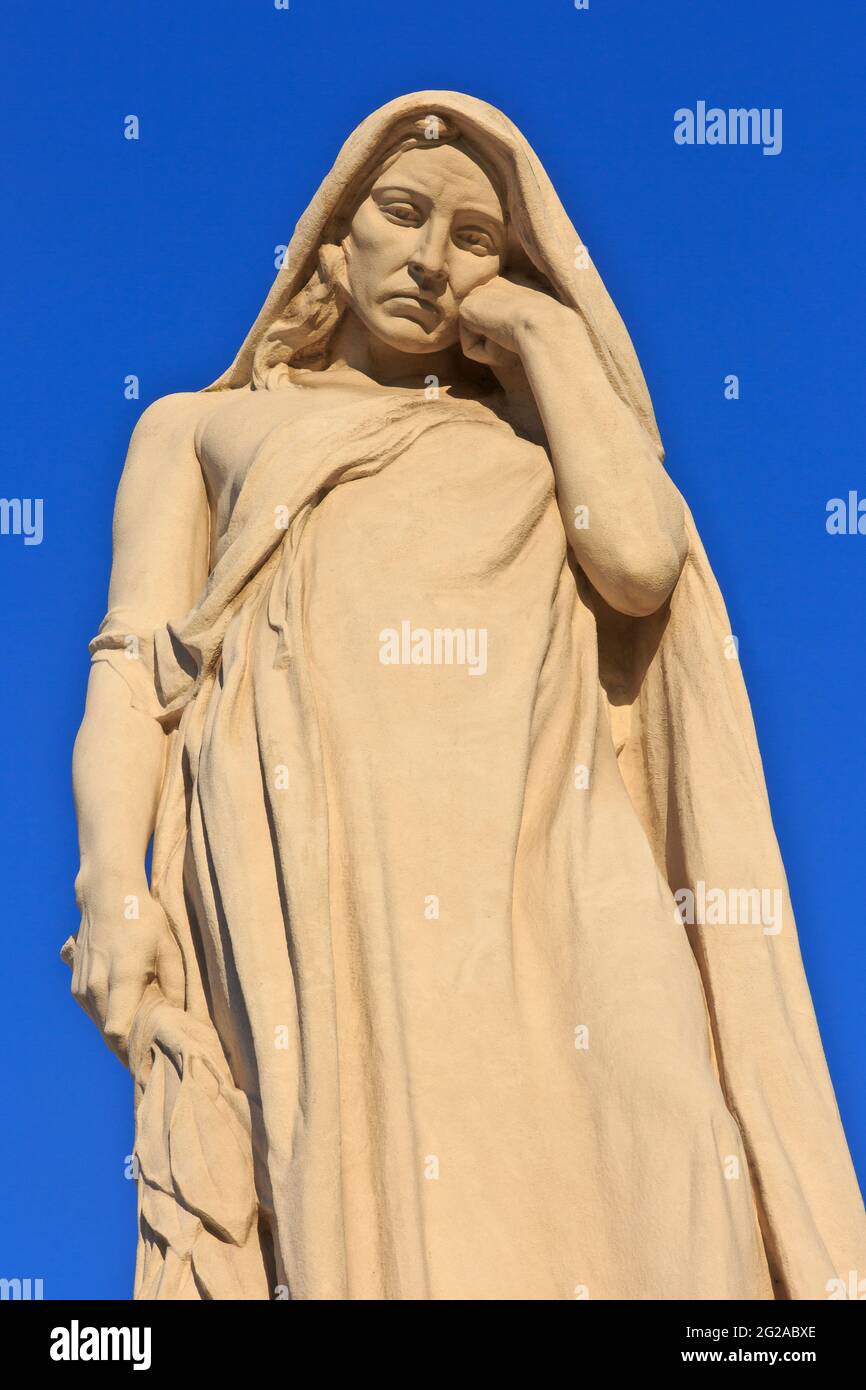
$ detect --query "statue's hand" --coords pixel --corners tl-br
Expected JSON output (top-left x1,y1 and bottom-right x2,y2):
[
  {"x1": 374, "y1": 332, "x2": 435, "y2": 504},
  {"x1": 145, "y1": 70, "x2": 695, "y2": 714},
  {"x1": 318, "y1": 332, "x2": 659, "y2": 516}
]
[
  {"x1": 458, "y1": 273, "x2": 569, "y2": 373},
  {"x1": 64, "y1": 878, "x2": 185, "y2": 1068}
]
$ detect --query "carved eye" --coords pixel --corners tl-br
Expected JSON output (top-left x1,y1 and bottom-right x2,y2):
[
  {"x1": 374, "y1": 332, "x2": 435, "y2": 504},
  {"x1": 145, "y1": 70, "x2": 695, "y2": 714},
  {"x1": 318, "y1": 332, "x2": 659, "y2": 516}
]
[
  {"x1": 384, "y1": 202, "x2": 421, "y2": 226},
  {"x1": 456, "y1": 227, "x2": 496, "y2": 255}
]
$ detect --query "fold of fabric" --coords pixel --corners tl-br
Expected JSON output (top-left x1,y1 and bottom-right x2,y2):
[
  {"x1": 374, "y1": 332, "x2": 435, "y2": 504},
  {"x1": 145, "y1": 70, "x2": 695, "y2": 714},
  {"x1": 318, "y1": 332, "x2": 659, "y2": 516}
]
[{"x1": 589, "y1": 514, "x2": 866, "y2": 1298}]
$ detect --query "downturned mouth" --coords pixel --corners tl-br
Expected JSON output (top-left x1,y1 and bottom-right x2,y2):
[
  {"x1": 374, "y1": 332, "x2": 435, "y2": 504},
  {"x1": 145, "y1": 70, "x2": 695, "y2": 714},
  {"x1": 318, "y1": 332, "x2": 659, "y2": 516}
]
[{"x1": 387, "y1": 293, "x2": 441, "y2": 318}]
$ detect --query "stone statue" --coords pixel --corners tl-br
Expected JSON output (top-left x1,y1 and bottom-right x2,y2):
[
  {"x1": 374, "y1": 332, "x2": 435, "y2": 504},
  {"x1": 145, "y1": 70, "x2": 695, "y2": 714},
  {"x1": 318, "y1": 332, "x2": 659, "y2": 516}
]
[{"x1": 64, "y1": 90, "x2": 866, "y2": 1300}]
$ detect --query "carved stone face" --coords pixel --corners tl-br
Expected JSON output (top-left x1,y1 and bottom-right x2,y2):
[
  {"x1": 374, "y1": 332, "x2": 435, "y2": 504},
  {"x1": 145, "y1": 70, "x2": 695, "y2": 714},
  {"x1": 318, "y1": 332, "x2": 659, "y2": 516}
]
[{"x1": 340, "y1": 142, "x2": 507, "y2": 355}]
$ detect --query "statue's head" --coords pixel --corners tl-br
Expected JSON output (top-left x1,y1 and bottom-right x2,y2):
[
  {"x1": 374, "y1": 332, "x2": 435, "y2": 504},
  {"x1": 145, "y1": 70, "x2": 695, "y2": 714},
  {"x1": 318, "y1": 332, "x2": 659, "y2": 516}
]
[
  {"x1": 224, "y1": 91, "x2": 661, "y2": 455},
  {"x1": 252, "y1": 113, "x2": 523, "y2": 385},
  {"x1": 333, "y1": 132, "x2": 508, "y2": 355}
]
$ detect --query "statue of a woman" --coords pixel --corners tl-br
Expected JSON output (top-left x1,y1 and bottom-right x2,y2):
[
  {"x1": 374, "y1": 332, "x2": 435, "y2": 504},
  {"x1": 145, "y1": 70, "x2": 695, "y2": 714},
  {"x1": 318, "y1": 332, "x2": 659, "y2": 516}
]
[{"x1": 65, "y1": 91, "x2": 866, "y2": 1300}]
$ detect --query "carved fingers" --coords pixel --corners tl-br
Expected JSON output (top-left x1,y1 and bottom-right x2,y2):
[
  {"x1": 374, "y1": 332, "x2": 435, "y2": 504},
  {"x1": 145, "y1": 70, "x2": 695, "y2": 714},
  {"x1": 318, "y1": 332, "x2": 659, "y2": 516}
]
[{"x1": 65, "y1": 892, "x2": 184, "y2": 1068}]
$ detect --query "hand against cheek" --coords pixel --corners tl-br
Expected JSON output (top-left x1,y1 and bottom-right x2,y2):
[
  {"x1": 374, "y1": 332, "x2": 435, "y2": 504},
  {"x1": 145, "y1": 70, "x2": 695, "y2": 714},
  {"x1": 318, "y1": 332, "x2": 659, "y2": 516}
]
[{"x1": 458, "y1": 273, "x2": 565, "y2": 372}]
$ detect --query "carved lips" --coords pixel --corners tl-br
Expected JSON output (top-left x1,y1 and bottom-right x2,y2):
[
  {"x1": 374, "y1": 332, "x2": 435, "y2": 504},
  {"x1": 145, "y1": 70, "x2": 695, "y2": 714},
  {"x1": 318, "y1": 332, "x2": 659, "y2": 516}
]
[{"x1": 385, "y1": 292, "x2": 441, "y2": 324}]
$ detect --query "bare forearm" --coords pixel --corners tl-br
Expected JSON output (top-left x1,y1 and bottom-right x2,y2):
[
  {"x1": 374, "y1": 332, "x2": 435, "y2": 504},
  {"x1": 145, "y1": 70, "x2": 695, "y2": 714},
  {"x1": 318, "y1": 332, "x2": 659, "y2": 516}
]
[
  {"x1": 518, "y1": 310, "x2": 687, "y2": 616},
  {"x1": 72, "y1": 663, "x2": 167, "y2": 906}
]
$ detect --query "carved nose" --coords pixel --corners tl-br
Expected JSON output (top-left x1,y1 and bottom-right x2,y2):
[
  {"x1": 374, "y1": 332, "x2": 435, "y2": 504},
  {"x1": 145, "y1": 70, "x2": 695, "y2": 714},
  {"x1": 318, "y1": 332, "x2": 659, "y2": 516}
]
[{"x1": 408, "y1": 240, "x2": 448, "y2": 287}]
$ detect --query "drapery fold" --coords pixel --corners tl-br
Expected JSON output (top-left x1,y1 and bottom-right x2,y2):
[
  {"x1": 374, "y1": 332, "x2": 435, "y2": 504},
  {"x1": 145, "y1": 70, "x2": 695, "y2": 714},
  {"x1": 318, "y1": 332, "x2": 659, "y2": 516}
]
[{"x1": 588, "y1": 512, "x2": 866, "y2": 1298}]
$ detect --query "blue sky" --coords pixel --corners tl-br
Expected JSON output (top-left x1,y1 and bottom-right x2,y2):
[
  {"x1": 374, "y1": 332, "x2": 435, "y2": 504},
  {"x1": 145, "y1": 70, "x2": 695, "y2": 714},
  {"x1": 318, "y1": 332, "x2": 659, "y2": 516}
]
[{"x1": 1, "y1": 0, "x2": 863, "y2": 1297}]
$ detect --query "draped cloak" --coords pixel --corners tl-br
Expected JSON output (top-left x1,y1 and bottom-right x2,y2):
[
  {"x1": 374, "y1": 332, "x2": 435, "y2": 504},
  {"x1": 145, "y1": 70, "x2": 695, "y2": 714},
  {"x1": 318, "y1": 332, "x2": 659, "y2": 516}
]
[{"x1": 85, "y1": 92, "x2": 866, "y2": 1300}]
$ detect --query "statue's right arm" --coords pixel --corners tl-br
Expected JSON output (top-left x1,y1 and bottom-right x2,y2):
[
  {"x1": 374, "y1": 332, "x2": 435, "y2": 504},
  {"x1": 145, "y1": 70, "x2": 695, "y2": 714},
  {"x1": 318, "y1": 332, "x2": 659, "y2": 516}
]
[{"x1": 70, "y1": 392, "x2": 211, "y2": 1065}]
